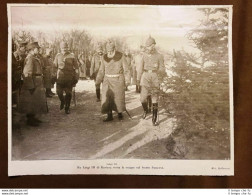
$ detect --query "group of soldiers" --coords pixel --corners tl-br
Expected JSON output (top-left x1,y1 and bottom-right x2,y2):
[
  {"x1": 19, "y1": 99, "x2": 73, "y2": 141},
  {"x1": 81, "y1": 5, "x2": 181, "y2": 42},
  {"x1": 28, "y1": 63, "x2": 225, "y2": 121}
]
[{"x1": 12, "y1": 36, "x2": 166, "y2": 127}]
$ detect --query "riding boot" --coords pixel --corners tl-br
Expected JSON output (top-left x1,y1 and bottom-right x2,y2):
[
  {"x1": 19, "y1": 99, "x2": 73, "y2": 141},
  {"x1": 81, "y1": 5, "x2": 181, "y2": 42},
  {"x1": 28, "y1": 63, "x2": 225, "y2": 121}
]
[
  {"x1": 118, "y1": 113, "x2": 123, "y2": 120},
  {"x1": 141, "y1": 102, "x2": 148, "y2": 119},
  {"x1": 65, "y1": 93, "x2": 71, "y2": 114},
  {"x1": 103, "y1": 110, "x2": 113, "y2": 122},
  {"x1": 96, "y1": 88, "x2": 101, "y2": 102},
  {"x1": 147, "y1": 95, "x2": 152, "y2": 113},
  {"x1": 152, "y1": 103, "x2": 159, "y2": 126},
  {"x1": 46, "y1": 88, "x2": 53, "y2": 98},
  {"x1": 58, "y1": 93, "x2": 65, "y2": 110}
]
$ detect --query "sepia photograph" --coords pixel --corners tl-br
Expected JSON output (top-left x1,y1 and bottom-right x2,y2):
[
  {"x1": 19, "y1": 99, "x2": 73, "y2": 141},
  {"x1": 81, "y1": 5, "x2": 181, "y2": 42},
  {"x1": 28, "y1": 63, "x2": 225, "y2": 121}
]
[{"x1": 8, "y1": 4, "x2": 233, "y2": 176}]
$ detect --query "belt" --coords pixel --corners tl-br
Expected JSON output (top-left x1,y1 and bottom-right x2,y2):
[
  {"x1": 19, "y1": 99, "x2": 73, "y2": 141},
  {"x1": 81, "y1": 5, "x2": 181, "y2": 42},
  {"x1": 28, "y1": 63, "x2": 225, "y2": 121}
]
[
  {"x1": 105, "y1": 74, "x2": 122, "y2": 78},
  {"x1": 144, "y1": 70, "x2": 157, "y2": 73}
]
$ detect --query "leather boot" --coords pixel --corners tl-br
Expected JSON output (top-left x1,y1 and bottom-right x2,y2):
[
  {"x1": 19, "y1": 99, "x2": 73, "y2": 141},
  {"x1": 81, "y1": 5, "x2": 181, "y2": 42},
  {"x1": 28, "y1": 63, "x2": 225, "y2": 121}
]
[
  {"x1": 152, "y1": 103, "x2": 159, "y2": 126},
  {"x1": 118, "y1": 113, "x2": 123, "y2": 120},
  {"x1": 46, "y1": 88, "x2": 53, "y2": 98},
  {"x1": 65, "y1": 93, "x2": 71, "y2": 114},
  {"x1": 103, "y1": 110, "x2": 113, "y2": 122},
  {"x1": 141, "y1": 102, "x2": 148, "y2": 119},
  {"x1": 147, "y1": 95, "x2": 152, "y2": 113},
  {"x1": 96, "y1": 88, "x2": 101, "y2": 102},
  {"x1": 58, "y1": 92, "x2": 65, "y2": 110}
]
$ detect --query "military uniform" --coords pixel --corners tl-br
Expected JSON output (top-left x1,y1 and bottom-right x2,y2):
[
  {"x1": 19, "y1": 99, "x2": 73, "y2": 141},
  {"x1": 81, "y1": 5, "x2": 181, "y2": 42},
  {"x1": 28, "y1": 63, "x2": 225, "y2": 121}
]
[
  {"x1": 54, "y1": 45, "x2": 79, "y2": 114},
  {"x1": 90, "y1": 49, "x2": 103, "y2": 102},
  {"x1": 96, "y1": 40, "x2": 131, "y2": 121},
  {"x1": 18, "y1": 42, "x2": 47, "y2": 126},
  {"x1": 137, "y1": 37, "x2": 165, "y2": 126},
  {"x1": 43, "y1": 50, "x2": 55, "y2": 96}
]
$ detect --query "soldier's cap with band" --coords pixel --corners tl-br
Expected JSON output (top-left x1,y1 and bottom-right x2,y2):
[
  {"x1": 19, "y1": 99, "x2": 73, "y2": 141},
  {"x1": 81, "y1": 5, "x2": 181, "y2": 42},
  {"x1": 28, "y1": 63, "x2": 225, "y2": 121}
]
[
  {"x1": 145, "y1": 36, "x2": 156, "y2": 47},
  {"x1": 60, "y1": 42, "x2": 69, "y2": 49},
  {"x1": 27, "y1": 42, "x2": 41, "y2": 50},
  {"x1": 106, "y1": 39, "x2": 115, "y2": 51}
]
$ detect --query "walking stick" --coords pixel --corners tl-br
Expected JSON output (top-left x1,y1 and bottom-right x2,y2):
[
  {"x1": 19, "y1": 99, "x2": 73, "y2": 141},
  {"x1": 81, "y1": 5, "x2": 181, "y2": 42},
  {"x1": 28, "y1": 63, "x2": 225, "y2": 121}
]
[{"x1": 125, "y1": 109, "x2": 133, "y2": 120}]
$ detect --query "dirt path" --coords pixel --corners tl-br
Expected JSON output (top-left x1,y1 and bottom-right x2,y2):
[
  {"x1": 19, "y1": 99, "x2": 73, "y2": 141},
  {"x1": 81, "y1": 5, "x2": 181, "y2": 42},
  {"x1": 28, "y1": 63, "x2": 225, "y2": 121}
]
[{"x1": 12, "y1": 80, "x2": 176, "y2": 160}]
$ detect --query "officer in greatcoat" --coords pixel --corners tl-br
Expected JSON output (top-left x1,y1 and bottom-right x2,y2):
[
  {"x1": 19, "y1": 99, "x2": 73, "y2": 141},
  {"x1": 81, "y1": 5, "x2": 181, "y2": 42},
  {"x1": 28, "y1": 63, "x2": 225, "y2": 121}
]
[
  {"x1": 137, "y1": 36, "x2": 166, "y2": 126},
  {"x1": 53, "y1": 42, "x2": 79, "y2": 114},
  {"x1": 18, "y1": 42, "x2": 48, "y2": 126},
  {"x1": 96, "y1": 40, "x2": 131, "y2": 121},
  {"x1": 90, "y1": 43, "x2": 104, "y2": 102}
]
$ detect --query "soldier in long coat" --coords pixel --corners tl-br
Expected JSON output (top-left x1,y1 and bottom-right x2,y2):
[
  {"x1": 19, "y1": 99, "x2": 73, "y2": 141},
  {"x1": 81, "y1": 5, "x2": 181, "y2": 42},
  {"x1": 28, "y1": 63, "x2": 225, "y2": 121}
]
[
  {"x1": 54, "y1": 42, "x2": 79, "y2": 114},
  {"x1": 96, "y1": 40, "x2": 131, "y2": 121},
  {"x1": 90, "y1": 44, "x2": 104, "y2": 102},
  {"x1": 137, "y1": 36, "x2": 166, "y2": 126},
  {"x1": 18, "y1": 42, "x2": 48, "y2": 126},
  {"x1": 43, "y1": 48, "x2": 55, "y2": 97}
]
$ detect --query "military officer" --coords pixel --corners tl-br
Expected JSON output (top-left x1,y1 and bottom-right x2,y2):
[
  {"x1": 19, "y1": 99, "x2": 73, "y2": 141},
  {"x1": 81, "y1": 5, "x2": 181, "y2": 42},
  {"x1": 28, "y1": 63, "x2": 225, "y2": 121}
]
[
  {"x1": 96, "y1": 40, "x2": 131, "y2": 121},
  {"x1": 53, "y1": 42, "x2": 79, "y2": 114},
  {"x1": 137, "y1": 36, "x2": 166, "y2": 126},
  {"x1": 90, "y1": 43, "x2": 104, "y2": 102},
  {"x1": 18, "y1": 42, "x2": 48, "y2": 126},
  {"x1": 43, "y1": 48, "x2": 55, "y2": 97}
]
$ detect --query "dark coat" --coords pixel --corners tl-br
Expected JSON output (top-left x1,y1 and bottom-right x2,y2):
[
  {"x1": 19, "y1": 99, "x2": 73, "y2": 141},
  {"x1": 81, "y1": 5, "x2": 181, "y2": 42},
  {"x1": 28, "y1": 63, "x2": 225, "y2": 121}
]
[
  {"x1": 53, "y1": 52, "x2": 79, "y2": 86},
  {"x1": 18, "y1": 53, "x2": 47, "y2": 114}
]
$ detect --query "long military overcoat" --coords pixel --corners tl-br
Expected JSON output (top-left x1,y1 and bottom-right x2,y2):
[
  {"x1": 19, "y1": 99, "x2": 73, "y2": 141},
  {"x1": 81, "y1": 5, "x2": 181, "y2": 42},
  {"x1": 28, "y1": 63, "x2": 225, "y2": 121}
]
[
  {"x1": 18, "y1": 53, "x2": 47, "y2": 114},
  {"x1": 96, "y1": 51, "x2": 131, "y2": 114}
]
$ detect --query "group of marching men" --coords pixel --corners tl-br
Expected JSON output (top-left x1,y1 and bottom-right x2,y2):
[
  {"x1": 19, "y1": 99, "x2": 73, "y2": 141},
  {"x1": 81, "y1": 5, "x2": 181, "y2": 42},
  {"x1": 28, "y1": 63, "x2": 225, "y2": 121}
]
[{"x1": 12, "y1": 36, "x2": 166, "y2": 127}]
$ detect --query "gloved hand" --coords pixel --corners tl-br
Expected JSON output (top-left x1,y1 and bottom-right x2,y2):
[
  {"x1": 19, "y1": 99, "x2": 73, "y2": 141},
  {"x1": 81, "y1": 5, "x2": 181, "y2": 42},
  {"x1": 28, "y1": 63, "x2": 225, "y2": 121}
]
[{"x1": 29, "y1": 88, "x2": 35, "y2": 95}]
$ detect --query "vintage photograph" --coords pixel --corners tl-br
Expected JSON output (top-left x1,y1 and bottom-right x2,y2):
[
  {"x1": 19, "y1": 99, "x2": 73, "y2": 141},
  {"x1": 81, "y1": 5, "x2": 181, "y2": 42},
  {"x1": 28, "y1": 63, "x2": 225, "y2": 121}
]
[{"x1": 8, "y1": 4, "x2": 233, "y2": 175}]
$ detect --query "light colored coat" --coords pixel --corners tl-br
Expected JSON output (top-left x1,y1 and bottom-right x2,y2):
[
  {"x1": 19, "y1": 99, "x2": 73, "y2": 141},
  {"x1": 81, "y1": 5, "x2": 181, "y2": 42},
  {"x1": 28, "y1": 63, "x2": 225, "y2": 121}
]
[{"x1": 96, "y1": 51, "x2": 131, "y2": 113}]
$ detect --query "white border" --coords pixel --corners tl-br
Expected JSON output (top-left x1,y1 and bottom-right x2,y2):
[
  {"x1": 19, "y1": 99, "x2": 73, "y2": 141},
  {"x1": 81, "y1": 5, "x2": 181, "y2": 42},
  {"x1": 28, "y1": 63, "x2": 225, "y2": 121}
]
[{"x1": 7, "y1": 4, "x2": 234, "y2": 176}]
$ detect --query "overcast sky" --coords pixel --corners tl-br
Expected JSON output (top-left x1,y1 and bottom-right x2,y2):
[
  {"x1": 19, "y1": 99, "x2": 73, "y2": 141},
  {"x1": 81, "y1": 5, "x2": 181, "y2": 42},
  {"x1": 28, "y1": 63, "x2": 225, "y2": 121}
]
[{"x1": 10, "y1": 5, "x2": 207, "y2": 52}]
